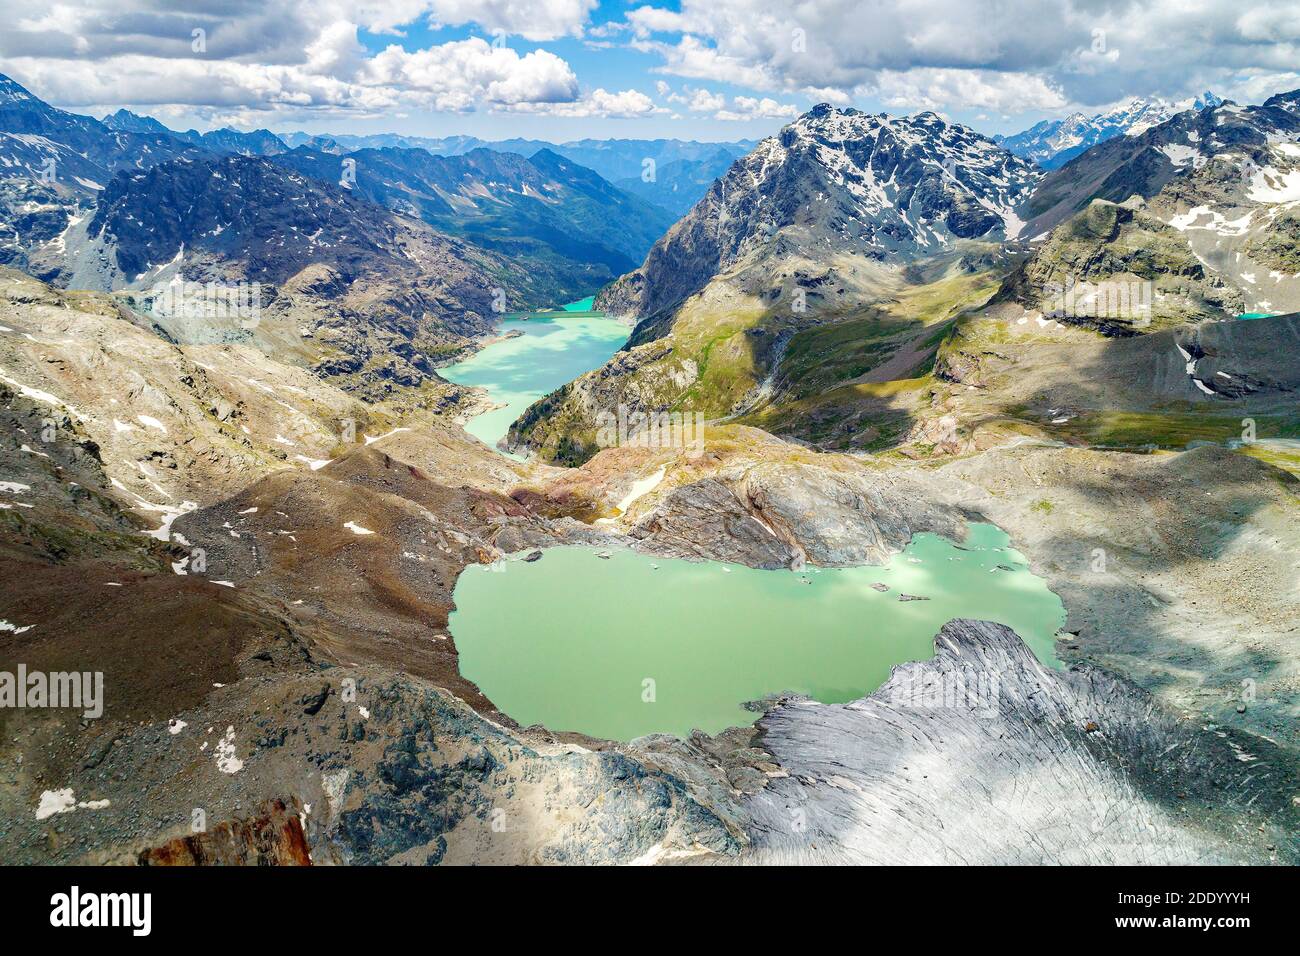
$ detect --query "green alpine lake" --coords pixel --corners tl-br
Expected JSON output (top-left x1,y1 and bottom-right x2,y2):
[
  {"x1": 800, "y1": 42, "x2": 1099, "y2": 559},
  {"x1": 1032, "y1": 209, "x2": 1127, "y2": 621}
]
[
  {"x1": 439, "y1": 297, "x2": 628, "y2": 452},
  {"x1": 449, "y1": 522, "x2": 1068, "y2": 740}
]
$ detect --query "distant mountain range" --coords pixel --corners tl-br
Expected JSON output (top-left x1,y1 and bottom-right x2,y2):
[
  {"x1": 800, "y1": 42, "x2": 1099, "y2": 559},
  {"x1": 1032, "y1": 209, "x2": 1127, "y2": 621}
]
[
  {"x1": 278, "y1": 130, "x2": 756, "y2": 188},
  {"x1": 996, "y1": 93, "x2": 1223, "y2": 168},
  {"x1": 0, "y1": 76, "x2": 204, "y2": 197},
  {"x1": 103, "y1": 108, "x2": 289, "y2": 157},
  {"x1": 271, "y1": 144, "x2": 674, "y2": 287},
  {"x1": 611, "y1": 147, "x2": 743, "y2": 218},
  {"x1": 97, "y1": 108, "x2": 680, "y2": 281},
  {"x1": 98, "y1": 109, "x2": 753, "y2": 219},
  {"x1": 0, "y1": 73, "x2": 690, "y2": 392}
]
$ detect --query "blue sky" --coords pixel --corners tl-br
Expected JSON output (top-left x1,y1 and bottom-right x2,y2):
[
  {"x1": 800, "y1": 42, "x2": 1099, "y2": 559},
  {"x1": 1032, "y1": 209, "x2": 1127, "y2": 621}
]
[{"x1": 2, "y1": 0, "x2": 1298, "y2": 144}]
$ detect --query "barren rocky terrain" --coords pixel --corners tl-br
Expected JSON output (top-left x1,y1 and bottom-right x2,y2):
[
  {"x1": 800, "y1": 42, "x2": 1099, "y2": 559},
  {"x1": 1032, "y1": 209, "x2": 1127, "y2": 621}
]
[{"x1": 1, "y1": 89, "x2": 1298, "y2": 868}]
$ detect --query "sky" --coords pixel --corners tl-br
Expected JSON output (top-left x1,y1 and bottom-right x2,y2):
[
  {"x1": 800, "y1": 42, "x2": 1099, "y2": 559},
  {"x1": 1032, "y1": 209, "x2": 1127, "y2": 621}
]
[{"x1": 1, "y1": 0, "x2": 1299, "y2": 143}]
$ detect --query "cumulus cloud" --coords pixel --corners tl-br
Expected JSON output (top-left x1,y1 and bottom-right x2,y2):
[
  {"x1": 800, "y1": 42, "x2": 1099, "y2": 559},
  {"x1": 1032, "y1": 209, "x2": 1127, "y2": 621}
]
[
  {"x1": 505, "y1": 87, "x2": 666, "y2": 118},
  {"x1": 656, "y1": 82, "x2": 800, "y2": 121},
  {"x1": 632, "y1": 35, "x2": 777, "y2": 90},
  {"x1": 5, "y1": 0, "x2": 1300, "y2": 130},
  {"x1": 662, "y1": 86, "x2": 726, "y2": 112},
  {"x1": 871, "y1": 69, "x2": 1067, "y2": 113},
  {"x1": 621, "y1": 0, "x2": 1300, "y2": 111},
  {"x1": 0, "y1": 1, "x2": 594, "y2": 120},
  {"x1": 714, "y1": 96, "x2": 801, "y2": 122},
  {"x1": 419, "y1": 0, "x2": 598, "y2": 41},
  {"x1": 1, "y1": 1, "x2": 599, "y2": 56},
  {"x1": 362, "y1": 38, "x2": 579, "y2": 109},
  {"x1": 4, "y1": 37, "x2": 580, "y2": 116}
]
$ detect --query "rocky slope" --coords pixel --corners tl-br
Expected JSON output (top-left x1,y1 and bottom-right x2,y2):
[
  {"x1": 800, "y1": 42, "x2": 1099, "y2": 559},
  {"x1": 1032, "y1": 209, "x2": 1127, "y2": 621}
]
[
  {"x1": 31, "y1": 155, "x2": 553, "y2": 395},
  {"x1": 2, "y1": 282, "x2": 1296, "y2": 863},
  {"x1": 513, "y1": 105, "x2": 1038, "y2": 464},
  {"x1": 599, "y1": 103, "x2": 1038, "y2": 325},
  {"x1": 5, "y1": 391, "x2": 1296, "y2": 864},
  {"x1": 997, "y1": 198, "x2": 1244, "y2": 332},
  {"x1": 0, "y1": 268, "x2": 378, "y2": 526},
  {"x1": 272, "y1": 145, "x2": 673, "y2": 303},
  {"x1": 1005, "y1": 92, "x2": 1300, "y2": 327},
  {"x1": 746, "y1": 618, "x2": 1293, "y2": 864},
  {"x1": 517, "y1": 90, "x2": 1300, "y2": 467},
  {"x1": 1021, "y1": 91, "x2": 1300, "y2": 233}
]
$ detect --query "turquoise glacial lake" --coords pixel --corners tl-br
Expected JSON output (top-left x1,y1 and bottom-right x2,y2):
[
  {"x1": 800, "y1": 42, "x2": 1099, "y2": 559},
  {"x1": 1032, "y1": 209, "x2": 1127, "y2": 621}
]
[
  {"x1": 439, "y1": 298, "x2": 628, "y2": 451},
  {"x1": 450, "y1": 523, "x2": 1067, "y2": 740}
]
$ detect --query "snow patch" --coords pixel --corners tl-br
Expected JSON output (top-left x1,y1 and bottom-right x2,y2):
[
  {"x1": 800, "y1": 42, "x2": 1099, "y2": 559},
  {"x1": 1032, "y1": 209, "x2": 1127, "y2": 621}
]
[
  {"x1": 35, "y1": 788, "x2": 109, "y2": 820},
  {"x1": 615, "y1": 466, "x2": 666, "y2": 514},
  {"x1": 215, "y1": 726, "x2": 243, "y2": 773}
]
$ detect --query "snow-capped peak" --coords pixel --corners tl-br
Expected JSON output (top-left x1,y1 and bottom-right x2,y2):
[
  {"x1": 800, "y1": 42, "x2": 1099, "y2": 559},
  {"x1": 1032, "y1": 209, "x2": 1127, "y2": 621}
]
[
  {"x1": 732, "y1": 104, "x2": 1040, "y2": 254},
  {"x1": 999, "y1": 92, "x2": 1223, "y2": 168},
  {"x1": 0, "y1": 73, "x2": 36, "y2": 105}
]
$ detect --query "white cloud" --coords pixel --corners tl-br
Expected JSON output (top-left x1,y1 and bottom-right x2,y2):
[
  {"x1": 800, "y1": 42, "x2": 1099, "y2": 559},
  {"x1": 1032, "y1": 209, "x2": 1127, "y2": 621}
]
[
  {"x1": 871, "y1": 69, "x2": 1067, "y2": 113},
  {"x1": 1, "y1": 1, "x2": 599, "y2": 54},
  {"x1": 0, "y1": 12, "x2": 585, "y2": 118},
  {"x1": 1218, "y1": 70, "x2": 1300, "y2": 107},
  {"x1": 632, "y1": 35, "x2": 778, "y2": 90},
  {"x1": 505, "y1": 87, "x2": 666, "y2": 117},
  {"x1": 363, "y1": 38, "x2": 579, "y2": 109},
  {"x1": 662, "y1": 85, "x2": 726, "y2": 112},
  {"x1": 420, "y1": 0, "x2": 599, "y2": 41},
  {"x1": 5, "y1": 0, "x2": 1300, "y2": 129},
  {"x1": 618, "y1": 0, "x2": 1300, "y2": 112},
  {"x1": 657, "y1": 83, "x2": 799, "y2": 121},
  {"x1": 715, "y1": 96, "x2": 800, "y2": 121},
  {"x1": 304, "y1": 20, "x2": 367, "y2": 76}
]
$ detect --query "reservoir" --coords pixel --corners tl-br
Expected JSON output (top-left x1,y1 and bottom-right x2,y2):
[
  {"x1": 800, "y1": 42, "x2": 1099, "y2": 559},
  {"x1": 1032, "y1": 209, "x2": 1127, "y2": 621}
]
[
  {"x1": 449, "y1": 522, "x2": 1067, "y2": 740},
  {"x1": 439, "y1": 297, "x2": 628, "y2": 452}
]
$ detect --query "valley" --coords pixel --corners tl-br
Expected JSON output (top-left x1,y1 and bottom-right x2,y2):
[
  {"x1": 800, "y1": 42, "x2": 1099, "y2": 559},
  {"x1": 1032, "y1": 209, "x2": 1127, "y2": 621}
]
[{"x1": 439, "y1": 298, "x2": 629, "y2": 452}]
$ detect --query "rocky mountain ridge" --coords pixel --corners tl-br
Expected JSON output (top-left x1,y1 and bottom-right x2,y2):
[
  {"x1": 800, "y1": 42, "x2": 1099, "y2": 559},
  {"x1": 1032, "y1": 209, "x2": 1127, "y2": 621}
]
[
  {"x1": 997, "y1": 92, "x2": 1223, "y2": 169},
  {"x1": 599, "y1": 103, "x2": 1039, "y2": 324},
  {"x1": 271, "y1": 144, "x2": 674, "y2": 300},
  {"x1": 1007, "y1": 90, "x2": 1300, "y2": 326}
]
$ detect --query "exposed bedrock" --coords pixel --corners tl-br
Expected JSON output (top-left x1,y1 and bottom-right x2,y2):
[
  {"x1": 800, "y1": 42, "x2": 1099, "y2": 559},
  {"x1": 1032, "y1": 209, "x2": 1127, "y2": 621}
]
[
  {"x1": 630, "y1": 462, "x2": 965, "y2": 568},
  {"x1": 744, "y1": 619, "x2": 1297, "y2": 865}
]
